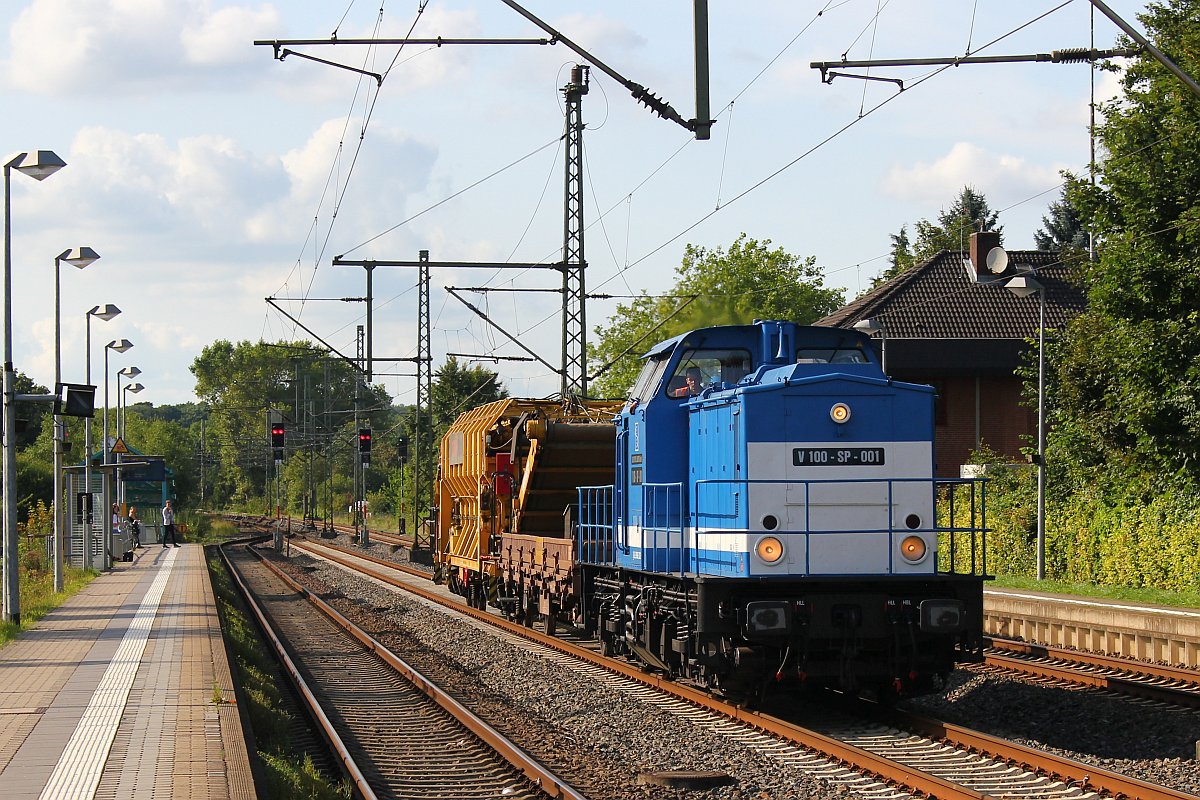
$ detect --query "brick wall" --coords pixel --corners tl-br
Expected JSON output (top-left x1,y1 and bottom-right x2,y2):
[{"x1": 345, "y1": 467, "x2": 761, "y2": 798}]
[{"x1": 933, "y1": 374, "x2": 1035, "y2": 478}]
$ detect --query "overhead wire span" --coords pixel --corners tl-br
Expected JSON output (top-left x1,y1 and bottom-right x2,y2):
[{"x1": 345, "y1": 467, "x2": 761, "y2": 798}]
[
  {"x1": 271, "y1": 3, "x2": 391, "y2": 330},
  {"x1": 338, "y1": 136, "x2": 561, "y2": 257},
  {"x1": 590, "y1": 0, "x2": 1077, "y2": 297},
  {"x1": 268, "y1": 1, "x2": 432, "y2": 340}
]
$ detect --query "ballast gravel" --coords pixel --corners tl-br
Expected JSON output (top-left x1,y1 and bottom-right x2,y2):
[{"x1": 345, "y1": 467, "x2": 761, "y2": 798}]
[
  {"x1": 906, "y1": 669, "x2": 1200, "y2": 795},
  {"x1": 267, "y1": 534, "x2": 1200, "y2": 799}
]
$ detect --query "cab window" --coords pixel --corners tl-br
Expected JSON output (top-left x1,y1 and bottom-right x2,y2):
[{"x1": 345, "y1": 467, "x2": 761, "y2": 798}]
[
  {"x1": 629, "y1": 357, "x2": 669, "y2": 403},
  {"x1": 666, "y1": 349, "x2": 752, "y2": 399},
  {"x1": 796, "y1": 347, "x2": 868, "y2": 364}
]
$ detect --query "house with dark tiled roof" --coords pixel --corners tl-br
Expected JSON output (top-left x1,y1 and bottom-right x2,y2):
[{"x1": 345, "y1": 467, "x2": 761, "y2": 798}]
[{"x1": 815, "y1": 236, "x2": 1086, "y2": 478}]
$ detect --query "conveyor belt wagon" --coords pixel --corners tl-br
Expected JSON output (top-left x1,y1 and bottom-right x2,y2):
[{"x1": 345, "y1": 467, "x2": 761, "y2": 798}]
[{"x1": 434, "y1": 397, "x2": 619, "y2": 627}]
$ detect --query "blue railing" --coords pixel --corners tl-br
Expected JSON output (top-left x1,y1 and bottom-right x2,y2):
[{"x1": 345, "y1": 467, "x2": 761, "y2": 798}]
[
  {"x1": 577, "y1": 485, "x2": 615, "y2": 564},
  {"x1": 577, "y1": 477, "x2": 989, "y2": 577},
  {"x1": 641, "y1": 482, "x2": 685, "y2": 574}
]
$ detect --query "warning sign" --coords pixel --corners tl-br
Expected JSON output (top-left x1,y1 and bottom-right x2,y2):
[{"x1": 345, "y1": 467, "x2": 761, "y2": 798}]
[{"x1": 110, "y1": 437, "x2": 130, "y2": 454}]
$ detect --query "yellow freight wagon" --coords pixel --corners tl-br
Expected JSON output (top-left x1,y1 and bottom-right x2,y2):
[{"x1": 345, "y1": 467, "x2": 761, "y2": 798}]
[{"x1": 434, "y1": 397, "x2": 618, "y2": 626}]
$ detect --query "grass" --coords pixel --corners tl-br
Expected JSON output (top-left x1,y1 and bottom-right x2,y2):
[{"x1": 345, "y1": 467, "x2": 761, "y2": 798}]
[
  {"x1": 992, "y1": 573, "x2": 1200, "y2": 609},
  {"x1": 207, "y1": 548, "x2": 350, "y2": 800},
  {"x1": 178, "y1": 513, "x2": 237, "y2": 546},
  {"x1": 0, "y1": 565, "x2": 95, "y2": 647}
]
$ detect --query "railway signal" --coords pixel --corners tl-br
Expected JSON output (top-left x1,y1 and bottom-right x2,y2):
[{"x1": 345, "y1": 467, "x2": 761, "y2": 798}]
[
  {"x1": 271, "y1": 422, "x2": 285, "y2": 462},
  {"x1": 358, "y1": 428, "x2": 371, "y2": 465}
]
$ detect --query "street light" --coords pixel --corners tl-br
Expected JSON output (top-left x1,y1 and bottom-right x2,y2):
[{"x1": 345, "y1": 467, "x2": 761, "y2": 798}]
[
  {"x1": 52, "y1": 247, "x2": 100, "y2": 593},
  {"x1": 103, "y1": 339, "x2": 133, "y2": 465},
  {"x1": 4, "y1": 149, "x2": 67, "y2": 624},
  {"x1": 100, "y1": 339, "x2": 132, "y2": 571},
  {"x1": 1006, "y1": 273, "x2": 1047, "y2": 581},
  {"x1": 116, "y1": 371, "x2": 141, "y2": 508},
  {"x1": 84, "y1": 304, "x2": 119, "y2": 571},
  {"x1": 852, "y1": 317, "x2": 887, "y2": 373},
  {"x1": 120, "y1": 377, "x2": 143, "y2": 438}
]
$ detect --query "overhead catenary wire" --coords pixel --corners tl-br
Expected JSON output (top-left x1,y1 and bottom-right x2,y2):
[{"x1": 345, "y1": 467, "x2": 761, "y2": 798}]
[
  {"x1": 271, "y1": 2, "x2": 1147, "y2": 392},
  {"x1": 362, "y1": 2, "x2": 1079, "y2": 371},
  {"x1": 268, "y1": 1, "x2": 433, "y2": 342},
  {"x1": 588, "y1": 0, "x2": 1077, "y2": 298}
]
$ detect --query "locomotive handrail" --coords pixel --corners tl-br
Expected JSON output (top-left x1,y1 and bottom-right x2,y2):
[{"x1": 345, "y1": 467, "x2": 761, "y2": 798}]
[
  {"x1": 641, "y1": 482, "x2": 685, "y2": 575},
  {"x1": 693, "y1": 476, "x2": 988, "y2": 576},
  {"x1": 576, "y1": 477, "x2": 988, "y2": 577}
]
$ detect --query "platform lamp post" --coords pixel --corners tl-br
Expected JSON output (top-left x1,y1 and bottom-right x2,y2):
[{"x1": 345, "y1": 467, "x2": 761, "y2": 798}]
[
  {"x1": 120, "y1": 381, "x2": 144, "y2": 511},
  {"x1": 852, "y1": 317, "x2": 886, "y2": 373},
  {"x1": 115, "y1": 367, "x2": 140, "y2": 507},
  {"x1": 103, "y1": 340, "x2": 133, "y2": 465},
  {"x1": 101, "y1": 339, "x2": 132, "y2": 569},
  {"x1": 52, "y1": 247, "x2": 101, "y2": 593},
  {"x1": 1006, "y1": 274, "x2": 1047, "y2": 581},
  {"x1": 4, "y1": 150, "x2": 66, "y2": 624},
  {"x1": 84, "y1": 305, "x2": 120, "y2": 571},
  {"x1": 120, "y1": 380, "x2": 143, "y2": 439}
]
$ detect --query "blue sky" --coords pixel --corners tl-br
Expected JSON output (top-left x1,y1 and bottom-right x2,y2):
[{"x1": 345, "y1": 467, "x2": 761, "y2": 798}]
[{"x1": 1, "y1": 0, "x2": 1144, "y2": 406}]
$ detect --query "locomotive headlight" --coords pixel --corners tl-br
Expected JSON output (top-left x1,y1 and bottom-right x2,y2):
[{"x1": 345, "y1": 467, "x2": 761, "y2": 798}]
[
  {"x1": 829, "y1": 402, "x2": 851, "y2": 424},
  {"x1": 755, "y1": 536, "x2": 785, "y2": 564},
  {"x1": 899, "y1": 535, "x2": 928, "y2": 563}
]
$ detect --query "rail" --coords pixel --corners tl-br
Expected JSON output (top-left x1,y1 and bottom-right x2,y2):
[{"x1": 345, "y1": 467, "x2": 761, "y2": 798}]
[
  {"x1": 249, "y1": 543, "x2": 583, "y2": 799},
  {"x1": 216, "y1": 539, "x2": 379, "y2": 800}
]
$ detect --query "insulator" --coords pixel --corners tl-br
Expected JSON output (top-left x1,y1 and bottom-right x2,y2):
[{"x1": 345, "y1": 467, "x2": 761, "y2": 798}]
[{"x1": 1052, "y1": 48, "x2": 1095, "y2": 64}]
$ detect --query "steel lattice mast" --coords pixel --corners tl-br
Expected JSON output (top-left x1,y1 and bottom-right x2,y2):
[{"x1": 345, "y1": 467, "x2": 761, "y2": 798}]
[{"x1": 561, "y1": 65, "x2": 589, "y2": 397}]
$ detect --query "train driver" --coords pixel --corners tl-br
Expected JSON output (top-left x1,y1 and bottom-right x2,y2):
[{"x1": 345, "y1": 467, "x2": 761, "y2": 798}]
[{"x1": 673, "y1": 367, "x2": 705, "y2": 398}]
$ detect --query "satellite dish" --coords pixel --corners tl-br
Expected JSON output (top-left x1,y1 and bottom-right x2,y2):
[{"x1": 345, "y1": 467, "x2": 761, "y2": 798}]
[{"x1": 985, "y1": 246, "x2": 1009, "y2": 274}]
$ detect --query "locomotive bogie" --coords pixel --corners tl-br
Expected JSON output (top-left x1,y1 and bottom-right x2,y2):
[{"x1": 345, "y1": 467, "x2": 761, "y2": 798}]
[{"x1": 580, "y1": 564, "x2": 980, "y2": 695}]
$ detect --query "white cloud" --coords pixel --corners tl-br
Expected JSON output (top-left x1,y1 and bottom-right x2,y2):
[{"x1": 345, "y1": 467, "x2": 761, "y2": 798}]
[
  {"x1": 13, "y1": 120, "x2": 435, "y2": 254},
  {"x1": 246, "y1": 117, "x2": 438, "y2": 246},
  {"x1": 880, "y1": 142, "x2": 1066, "y2": 206},
  {"x1": 181, "y1": 5, "x2": 280, "y2": 67},
  {"x1": 5, "y1": 0, "x2": 281, "y2": 95},
  {"x1": 50, "y1": 126, "x2": 284, "y2": 241}
]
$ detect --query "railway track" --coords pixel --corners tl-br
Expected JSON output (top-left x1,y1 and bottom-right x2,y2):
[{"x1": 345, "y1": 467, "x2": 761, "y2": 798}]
[
  {"x1": 217, "y1": 537, "x2": 580, "y2": 800},
  {"x1": 272, "y1": 529, "x2": 1200, "y2": 800},
  {"x1": 979, "y1": 636, "x2": 1200, "y2": 708}
]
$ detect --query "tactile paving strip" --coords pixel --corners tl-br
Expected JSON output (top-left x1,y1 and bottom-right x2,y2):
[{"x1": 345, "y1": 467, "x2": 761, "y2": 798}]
[{"x1": 36, "y1": 549, "x2": 177, "y2": 800}]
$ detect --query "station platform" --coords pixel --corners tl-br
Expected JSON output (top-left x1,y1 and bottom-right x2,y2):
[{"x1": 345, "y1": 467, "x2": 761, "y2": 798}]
[{"x1": 0, "y1": 544, "x2": 256, "y2": 800}]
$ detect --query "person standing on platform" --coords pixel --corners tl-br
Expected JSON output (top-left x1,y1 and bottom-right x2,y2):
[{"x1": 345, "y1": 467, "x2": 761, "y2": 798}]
[
  {"x1": 162, "y1": 499, "x2": 179, "y2": 547},
  {"x1": 128, "y1": 507, "x2": 142, "y2": 548}
]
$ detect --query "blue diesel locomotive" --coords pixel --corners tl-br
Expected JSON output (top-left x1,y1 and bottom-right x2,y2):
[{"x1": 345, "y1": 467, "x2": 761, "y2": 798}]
[
  {"x1": 574, "y1": 320, "x2": 988, "y2": 697},
  {"x1": 433, "y1": 320, "x2": 989, "y2": 699}
]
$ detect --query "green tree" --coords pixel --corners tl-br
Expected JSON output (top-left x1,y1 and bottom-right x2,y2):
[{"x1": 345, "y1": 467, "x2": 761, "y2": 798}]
[
  {"x1": 888, "y1": 225, "x2": 915, "y2": 275},
  {"x1": 120, "y1": 411, "x2": 201, "y2": 507},
  {"x1": 428, "y1": 357, "x2": 507, "y2": 435},
  {"x1": 1052, "y1": 0, "x2": 1200, "y2": 489},
  {"x1": 191, "y1": 340, "x2": 391, "y2": 512},
  {"x1": 590, "y1": 234, "x2": 844, "y2": 397},
  {"x1": 1035, "y1": 187, "x2": 1089, "y2": 251},
  {"x1": 874, "y1": 186, "x2": 1002, "y2": 288},
  {"x1": 13, "y1": 372, "x2": 51, "y2": 449}
]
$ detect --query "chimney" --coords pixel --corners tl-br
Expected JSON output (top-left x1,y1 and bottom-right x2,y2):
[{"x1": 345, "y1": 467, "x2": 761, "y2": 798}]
[{"x1": 968, "y1": 231, "x2": 1002, "y2": 281}]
